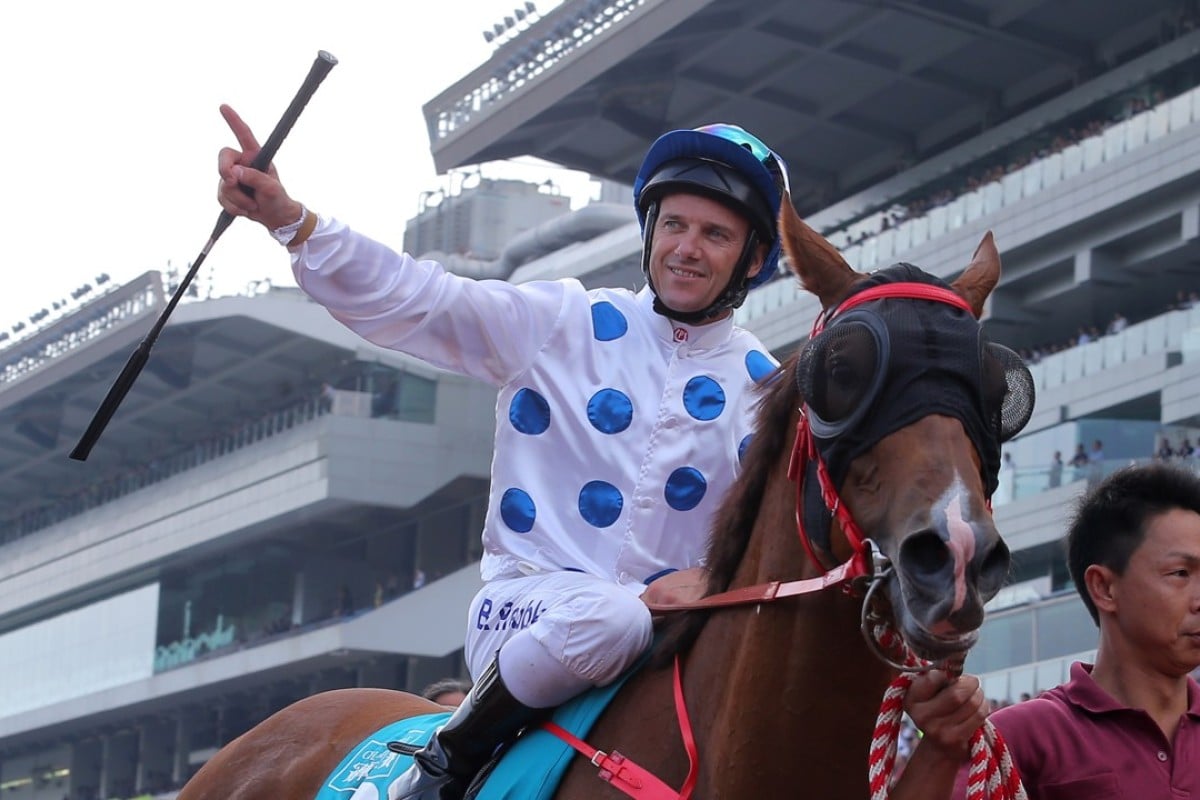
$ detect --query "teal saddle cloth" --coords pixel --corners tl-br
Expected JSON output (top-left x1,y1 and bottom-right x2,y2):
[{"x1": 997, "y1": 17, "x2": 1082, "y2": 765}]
[{"x1": 314, "y1": 669, "x2": 634, "y2": 800}]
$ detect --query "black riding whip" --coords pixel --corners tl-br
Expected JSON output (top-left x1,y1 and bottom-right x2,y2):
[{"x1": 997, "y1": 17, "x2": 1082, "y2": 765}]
[{"x1": 69, "y1": 50, "x2": 338, "y2": 462}]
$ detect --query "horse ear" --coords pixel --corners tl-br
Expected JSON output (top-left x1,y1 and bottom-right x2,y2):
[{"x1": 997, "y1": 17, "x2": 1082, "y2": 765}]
[
  {"x1": 950, "y1": 231, "x2": 1001, "y2": 319},
  {"x1": 779, "y1": 192, "x2": 858, "y2": 308}
]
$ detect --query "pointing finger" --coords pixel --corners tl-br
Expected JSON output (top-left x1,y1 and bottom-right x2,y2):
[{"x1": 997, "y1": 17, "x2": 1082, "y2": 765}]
[{"x1": 220, "y1": 104, "x2": 262, "y2": 165}]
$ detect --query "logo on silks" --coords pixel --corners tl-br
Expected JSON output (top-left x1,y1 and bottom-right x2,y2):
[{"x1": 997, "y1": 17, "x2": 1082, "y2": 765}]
[
  {"x1": 315, "y1": 713, "x2": 450, "y2": 799},
  {"x1": 326, "y1": 740, "x2": 401, "y2": 792}
]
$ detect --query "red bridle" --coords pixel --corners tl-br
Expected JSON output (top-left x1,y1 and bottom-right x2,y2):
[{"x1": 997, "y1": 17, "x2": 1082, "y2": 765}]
[
  {"x1": 610, "y1": 283, "x2": 1029, "y2": 800},
  {"x1": 788, "y1": 282, "x2": 975, "y2": 580},
  {"x1": 645, "y1": 281, "x2": 978, "y2": 610}
]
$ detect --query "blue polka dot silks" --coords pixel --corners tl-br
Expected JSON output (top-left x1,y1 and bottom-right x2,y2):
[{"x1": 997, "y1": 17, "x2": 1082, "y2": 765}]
[{"x1": 292, "y1": 217, "x2": 779, "y2": 591}]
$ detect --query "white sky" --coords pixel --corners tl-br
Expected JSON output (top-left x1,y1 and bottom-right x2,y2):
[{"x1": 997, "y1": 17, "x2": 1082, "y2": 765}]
[{"x1": 0, "y1": 0, "x2": 597, "y2": 336}]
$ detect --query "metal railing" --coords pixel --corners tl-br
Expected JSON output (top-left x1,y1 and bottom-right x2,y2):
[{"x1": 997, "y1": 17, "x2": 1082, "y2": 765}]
[
  {"x1": 427, "y1": 0, "x2": 645, "y2": 142},
  {"x1": 0, "y1": 393, "x2": 338, "y2": 545},
  {"x1": 738, "y1": 85, "x2": 1200, "y2": 325}
]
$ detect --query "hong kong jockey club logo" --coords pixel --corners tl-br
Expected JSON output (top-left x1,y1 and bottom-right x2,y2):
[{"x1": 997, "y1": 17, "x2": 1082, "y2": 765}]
[{"x1": 673, "y1": 327, "x2": 688, "y2": 343}]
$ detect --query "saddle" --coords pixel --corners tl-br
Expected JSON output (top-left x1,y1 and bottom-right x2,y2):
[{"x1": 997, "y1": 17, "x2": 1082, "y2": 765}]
[{"x1": 319, "y1": 667, "x2": 638, "y2": 800}]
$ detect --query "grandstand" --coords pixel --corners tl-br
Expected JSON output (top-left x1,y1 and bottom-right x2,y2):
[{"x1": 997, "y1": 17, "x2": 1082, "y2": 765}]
[{"x1": 4, "y1": 0, "x2": 1200, "y2": 797}]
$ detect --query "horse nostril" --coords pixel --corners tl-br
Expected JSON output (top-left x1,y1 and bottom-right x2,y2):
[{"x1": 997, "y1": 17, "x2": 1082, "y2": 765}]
[
  {"x1": 977, "y1": 537, "x2": 1012, "y2": 597},
  {"x1": 898, "y1": 529, "x2": 949, "y2": 579}
]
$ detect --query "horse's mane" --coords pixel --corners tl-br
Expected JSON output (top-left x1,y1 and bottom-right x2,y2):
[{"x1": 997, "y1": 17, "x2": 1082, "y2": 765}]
[
  {"x1": 651, "y1": 353, "x2": 801, "y2": 665},
  {"x1": 650, "y1": 265, "x2": 945, "y2": 665}
]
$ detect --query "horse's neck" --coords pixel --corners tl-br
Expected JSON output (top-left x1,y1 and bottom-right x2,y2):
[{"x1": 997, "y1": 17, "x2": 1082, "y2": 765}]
[{"x1": 682, "y1": 473, "x2": 896, "y2": 798}]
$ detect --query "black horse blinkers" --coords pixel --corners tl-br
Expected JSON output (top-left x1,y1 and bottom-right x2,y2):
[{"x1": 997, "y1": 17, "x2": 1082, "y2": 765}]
[{"x1": 796, "y1": 266, "x2": 1035, "y2": 499}]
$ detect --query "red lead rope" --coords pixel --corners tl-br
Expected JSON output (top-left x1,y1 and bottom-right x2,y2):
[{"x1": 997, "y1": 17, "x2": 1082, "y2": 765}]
[
  {"x1": 546, "y1": 282, "x2": 1024, "y2": 798},
  {"x1": 805, "y1": 282, "x2": 1025, "y2": 799},
  {"x1": 543, "y1": 655, "x2": 698, "y2": 800},
  {"x1": 870, "y1": 674, "x2": 1027, "y2": 800},
  {"x1": 867, "y1": 628, "x2": 1028, "y2": 800}
]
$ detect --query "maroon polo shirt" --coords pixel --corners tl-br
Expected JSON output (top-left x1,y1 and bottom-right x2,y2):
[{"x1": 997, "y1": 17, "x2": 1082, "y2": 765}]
[{"x1": 952, "y1": 662, "x2": 1200, "y2": 799}]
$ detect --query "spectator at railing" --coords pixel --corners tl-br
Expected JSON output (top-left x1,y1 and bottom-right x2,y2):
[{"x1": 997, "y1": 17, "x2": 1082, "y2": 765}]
[
  {"x1": 1000, "y1": 452, "x2": 1018, "y2": 502},
  {"x1": 815, "y1": 72, "x2": 1185, "y2": 258},
  {"x1": 1105, "y1": 311, "x2": 1128, "y2": 335},
  {"x1": 261, "y1": 611, "x2": 293, "y2": 637},
  {"x1": 1048, "y1": 450, "x2": 1064, "y2": 488},
  {"x1": 332, "y1": 584, "x2": 355, "y2": 618},
  {"x1": 1069, "y1": 444, "x2": 1090, "y2": 470}
]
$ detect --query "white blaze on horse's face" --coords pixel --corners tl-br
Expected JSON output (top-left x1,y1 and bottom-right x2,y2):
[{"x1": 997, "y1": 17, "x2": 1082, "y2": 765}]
[
  {"x1": 777, "y1": 193, "x2": 1019, "y2": 661},
  {"x1": 847, "y1": 413, "x2": 1010, "y2": 660},
  {"x1": 939, "y1": 474, "x2": 976, "y2": 618}
]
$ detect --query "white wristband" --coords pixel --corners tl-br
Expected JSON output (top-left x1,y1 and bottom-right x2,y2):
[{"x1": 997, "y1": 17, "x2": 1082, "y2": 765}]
[{"x1": 270, "y1": 206, "x2": 308, "y2": 246}]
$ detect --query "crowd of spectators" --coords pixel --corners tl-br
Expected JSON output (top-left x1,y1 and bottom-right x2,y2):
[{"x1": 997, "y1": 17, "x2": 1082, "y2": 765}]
[
  {"x1": 153, "y1": 566, "x2": 444, "y2": 674},
  {"x1": 0, "y1": 367, "x2": 431, "y2": 549},
  {"x1": 1013, "y1": 290, "x2": 1198, "y2": 365},
  {"x1": 1155, "y1": 435, "x2": 1197, "y2": 462},
  {"x1": 1025, "y1": 431, "x2": 1198, "y2": 497},
  {"x1": 766, "y1": 9, "x2": 1200, "y2": 269},
  {"x1": 823, "y1": 77, "x2": 1176, "y2": 252}
]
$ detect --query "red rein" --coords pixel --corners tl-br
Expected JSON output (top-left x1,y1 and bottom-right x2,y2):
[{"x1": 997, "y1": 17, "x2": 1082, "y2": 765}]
[{"x1": 551, "y1": 283, "x2": 1025, "y2": 798}]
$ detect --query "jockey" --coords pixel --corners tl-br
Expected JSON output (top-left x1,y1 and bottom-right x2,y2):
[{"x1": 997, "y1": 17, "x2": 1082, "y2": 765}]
[{"x1": 217, "y1": 113, "x2": 787, "y2": 800}]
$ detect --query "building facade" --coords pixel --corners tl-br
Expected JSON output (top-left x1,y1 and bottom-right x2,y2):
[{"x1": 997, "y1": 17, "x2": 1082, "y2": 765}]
[{"x1": 5, "y1": 0, "x2": 1200, "y2": 797}]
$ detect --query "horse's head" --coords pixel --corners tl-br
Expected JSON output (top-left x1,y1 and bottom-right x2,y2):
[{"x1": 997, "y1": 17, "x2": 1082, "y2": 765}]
[{"x1": 780, "y1": 196, "x2": 1033, "y2": 664}]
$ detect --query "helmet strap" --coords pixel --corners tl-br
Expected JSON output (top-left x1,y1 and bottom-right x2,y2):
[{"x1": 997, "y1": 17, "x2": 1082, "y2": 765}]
[{"x1": 641, "y1": 199, "x2": 762, "y2": 324}]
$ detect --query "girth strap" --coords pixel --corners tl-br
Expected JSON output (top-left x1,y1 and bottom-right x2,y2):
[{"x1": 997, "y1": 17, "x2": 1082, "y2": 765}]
[
  {"x1": 543, "y1": 722, "x2": 681, "y2": 800},
  {"x1": 543, "y1": 656, "x2": 699, "y2": 799}
]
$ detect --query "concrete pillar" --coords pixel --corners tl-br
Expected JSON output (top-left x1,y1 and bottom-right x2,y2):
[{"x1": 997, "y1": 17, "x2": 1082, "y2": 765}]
[
  {"x1": 1073, "y1": 247, "x2": 1129, "y2": 287},
  {"x1": 103, "y1": 732, "x2": 137, "y2": 800},
  {"x1": 97, "y1": 735, "x2": 111, "y2": 800},
  {"x1": 1183, "y1": 204, "x2": 1199, "y2": 241},
  {"x1": 137, "y1": 718, "x2": 172, "y2": 793},
  {"x1": 292, "y1": 572, "x2": 306, "y2": 626},
  {"x1": 215, "y1": 704, "x2": 228, "y2": 748},
  {"x1": 172, "y1": 712, "x2": 192, "y2": 788},
  {"x1": 69, "y1": 739, "x2": 102, "y2": 800}
]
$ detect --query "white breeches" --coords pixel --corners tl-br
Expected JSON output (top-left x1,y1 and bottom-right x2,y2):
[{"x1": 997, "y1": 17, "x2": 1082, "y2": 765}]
[{"x1": 463, "y1": 571, "x2": 654, "y2": 707}]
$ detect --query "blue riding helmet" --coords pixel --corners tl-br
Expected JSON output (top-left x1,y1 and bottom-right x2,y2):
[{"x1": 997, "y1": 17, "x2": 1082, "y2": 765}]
[{"x1": 633, "y1": 123, "x2": 790, "y2": 322}]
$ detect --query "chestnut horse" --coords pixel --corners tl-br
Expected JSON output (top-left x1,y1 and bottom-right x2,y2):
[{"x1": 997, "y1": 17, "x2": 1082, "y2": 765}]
[{"x1": 178, "y1": 197, "x2": 1029, "y2": 800}]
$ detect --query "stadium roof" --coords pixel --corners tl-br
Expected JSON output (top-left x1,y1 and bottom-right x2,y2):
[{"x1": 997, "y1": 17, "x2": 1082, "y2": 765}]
[
  {"x1": 425, "y1": 0, "x2": 1183, "y2": 215},
  {"x1": 0, "y1": 280, "x2": 443, "y2": 525}
]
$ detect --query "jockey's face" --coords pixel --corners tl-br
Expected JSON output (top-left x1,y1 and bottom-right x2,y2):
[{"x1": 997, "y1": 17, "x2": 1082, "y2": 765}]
[{"x1": 648, "y1": 193, "x2": 763, "y2": 321}]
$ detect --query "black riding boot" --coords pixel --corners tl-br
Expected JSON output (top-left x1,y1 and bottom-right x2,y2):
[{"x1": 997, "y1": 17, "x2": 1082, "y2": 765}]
[{"x1": 388, "y1": 657, "x2": 543, "y2": 800}]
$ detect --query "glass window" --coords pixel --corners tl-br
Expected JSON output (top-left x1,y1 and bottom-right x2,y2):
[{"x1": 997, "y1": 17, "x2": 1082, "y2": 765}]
[
  {"x1": 397, "y1": 374, "x2": 437, "y2": 423},
  {"x1": 966, "y1": 609, "x2": 1033, "y2": 673},
  {"x1": 1035, "y1": 598, "x2": 1098, "y2": 660},
  {"x1": 1006, "y1": 666, "x2": 1037, "y2": 702},
  {"x1": 0, "y1": 585, "x2": 157, "y2": 715}
]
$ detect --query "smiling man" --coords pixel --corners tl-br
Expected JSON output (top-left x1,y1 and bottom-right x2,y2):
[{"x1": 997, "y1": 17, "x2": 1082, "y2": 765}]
[
  {"x1": 904, "y1": 463, "x2": 1200, "y2": 799},
  {"x1": 647, "y1": 194, "x2": 763, "y2": 315},
  {"x1": 218, "y1": 118, "x2": 792, "y2": 799}
]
